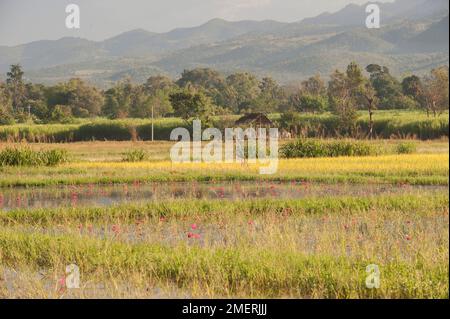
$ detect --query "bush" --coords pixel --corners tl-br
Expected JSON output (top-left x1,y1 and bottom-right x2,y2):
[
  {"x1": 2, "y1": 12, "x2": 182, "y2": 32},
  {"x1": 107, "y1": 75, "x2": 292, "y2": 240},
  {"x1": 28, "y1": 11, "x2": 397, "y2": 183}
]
[
  {"x1": 40, "y1": 149, "x2": 69, "y2": 166},
  {"x1": 0, "y1": 147, "x2": 68, "y2": 166},
  {"x1": 122, "y1": 149, "x2": 147, "y2": 162},
  {"x1": 281, "y1": 139, "x2": 379, "y2": 158},
  {"x1": 396, "y1": 142, "x2": 417, "y2": 154}
]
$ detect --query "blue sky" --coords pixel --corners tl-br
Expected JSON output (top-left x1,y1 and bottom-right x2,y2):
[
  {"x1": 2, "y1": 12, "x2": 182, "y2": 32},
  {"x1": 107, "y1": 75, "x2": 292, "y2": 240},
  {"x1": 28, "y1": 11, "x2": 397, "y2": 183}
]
[{"x1": 0, "y1": 0, "x2": 392, "y2": 46}]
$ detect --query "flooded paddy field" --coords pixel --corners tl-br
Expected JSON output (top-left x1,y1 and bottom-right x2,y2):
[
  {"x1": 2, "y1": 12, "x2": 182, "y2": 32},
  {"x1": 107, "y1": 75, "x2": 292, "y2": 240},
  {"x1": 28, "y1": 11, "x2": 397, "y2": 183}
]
[
  {"x1": 0, "y1": 181, "x2": 447, "y2": 211},
  {"x1": 0, "y1": 142, "x2": 448, "y2": 298}
]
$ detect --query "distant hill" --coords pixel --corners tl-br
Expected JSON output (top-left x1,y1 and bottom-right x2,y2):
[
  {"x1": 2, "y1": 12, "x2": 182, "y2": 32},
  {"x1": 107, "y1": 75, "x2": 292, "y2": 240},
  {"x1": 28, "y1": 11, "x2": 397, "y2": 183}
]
[
  {"x1": 400, "y1": 15, "x2": 450, "y2": 52},
  {"x1": 301, "y1": 0, "x2": 448, "y2": 26},
  {"x1": 1, "y1": 0, "x2": 448, "y2": 86},
  {"x1": 100, "y1": 19, "x2": 286, "y2": 57}
]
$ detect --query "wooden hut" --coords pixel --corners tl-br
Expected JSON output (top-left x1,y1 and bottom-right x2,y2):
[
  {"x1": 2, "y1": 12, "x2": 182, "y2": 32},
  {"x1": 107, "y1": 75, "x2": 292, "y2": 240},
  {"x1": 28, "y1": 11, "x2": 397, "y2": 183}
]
[{"x1": 235, "y1": 113, "x2": 273, "y2": 128}]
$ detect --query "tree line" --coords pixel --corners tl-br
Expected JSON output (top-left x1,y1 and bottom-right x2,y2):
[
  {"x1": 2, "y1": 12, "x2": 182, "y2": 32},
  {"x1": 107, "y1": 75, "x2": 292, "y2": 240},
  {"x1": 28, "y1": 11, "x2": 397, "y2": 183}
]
[{"x1": 0, "y1": 63, "x2": 448, "y2": 136}]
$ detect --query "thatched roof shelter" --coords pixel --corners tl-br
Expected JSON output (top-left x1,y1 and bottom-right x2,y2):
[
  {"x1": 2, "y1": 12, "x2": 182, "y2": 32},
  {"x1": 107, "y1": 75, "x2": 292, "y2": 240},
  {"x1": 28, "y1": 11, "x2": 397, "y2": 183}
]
[{"x1": 235, "y1": 113, "x2": 273, "y2": 127}]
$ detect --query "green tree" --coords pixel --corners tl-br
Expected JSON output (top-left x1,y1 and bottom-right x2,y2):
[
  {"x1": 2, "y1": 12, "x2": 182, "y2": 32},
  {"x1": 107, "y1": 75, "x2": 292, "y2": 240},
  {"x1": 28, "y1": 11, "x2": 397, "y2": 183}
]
[
  {"x1": 366, "y1": 64, "x2": 403, "y2": 109},
  {"x1": 301, "y1": 75, "x2": 326, "y2": 96},
  {"x1": 6, "y1": 64, "x2": 27, "y2": 114},
  {"x1": 169, "y1": 88, "x2": 215, "y2": 126},
  {"x1": 177, "y1": 68, "x2": 227, "y2": 108},
  {"x1": 0, "y1": 82, "x2": 14, "y2": 124},
  {"x1": 225, "y1": 72, "x2": 260, "y2": 113},
  {"x1": 256, "y1": 77, "x2": 285, "y2": 113},
  {"x1": 144, "y1": 75, "x2": 176, "y2": 117},
  {"x1": 102, "y1": 80, "x2": 133, "y2": 118},
  {"x1": 66, "y1": 78, "x2": 104, "y2": 117},
  {"x1": 297, "y1": 94, "x2": 328, "y2": 114},
  {"x1": 327, "y1": 62, "x2": 363, "y2": 137},
  {"x1": 50, "y1": 105, "x2": 73, "y2": 123},
  {"x1": 359, "y1": 79, "x2": 378, "y2": 139},
  {"x1": 291, "y1": 74, "x2": 328, "y2": 114},
  {"x1": 144, "y1": 75, "x2": 175, "y2": 95},
  {"x1": 422, "y1": 66, "x2": 449, "y2": 116}
]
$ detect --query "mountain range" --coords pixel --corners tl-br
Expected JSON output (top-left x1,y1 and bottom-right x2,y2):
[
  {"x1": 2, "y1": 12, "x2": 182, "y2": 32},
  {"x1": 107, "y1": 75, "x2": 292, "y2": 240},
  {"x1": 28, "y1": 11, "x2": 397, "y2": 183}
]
[{"x1": 0, "y1": 0, "x2": 448, "y2": 87}]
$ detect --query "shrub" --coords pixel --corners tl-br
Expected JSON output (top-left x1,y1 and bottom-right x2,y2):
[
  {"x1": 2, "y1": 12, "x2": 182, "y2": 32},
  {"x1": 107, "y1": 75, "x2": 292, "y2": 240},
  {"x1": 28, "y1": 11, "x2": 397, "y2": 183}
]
[
  {"x1": 281, "y1": 139, "x2": 378, "y2": 158},
  {"x1": 0, "y1": 147, "x2": 68, "y2": 166},
  {"x1": 122, "y1": 149, "x2": 147, "y2": 162},
  {"x1": 40, "y1": 149, "x2": 69, "y2": 166},
  {"x1": 396, "y1": 142, "x2": 417, "y2": 154}
]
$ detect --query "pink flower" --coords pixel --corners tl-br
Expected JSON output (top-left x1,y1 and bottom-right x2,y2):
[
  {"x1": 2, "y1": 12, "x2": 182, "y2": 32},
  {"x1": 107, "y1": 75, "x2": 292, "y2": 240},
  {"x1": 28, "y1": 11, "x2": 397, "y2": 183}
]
[
  {"x1": 57, "y1": 276, "x2": 66, "y2": 293},
  {"x1": 191, "y1": 223, "x2": 198, "y2": 230},
  {"x1": 58, "y1": 276, "x2": 66, "y2": 287},
  {"x1": 187, "y1": 232, "x2": 200, "y2": 239},
  {"x1": 112, "y1": 224, "x2": 121, "y2": 235}
]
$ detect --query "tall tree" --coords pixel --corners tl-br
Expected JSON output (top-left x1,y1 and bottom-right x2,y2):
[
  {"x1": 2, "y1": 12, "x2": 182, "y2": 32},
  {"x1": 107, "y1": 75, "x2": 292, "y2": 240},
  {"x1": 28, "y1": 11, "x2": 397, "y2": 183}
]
[
  {"x1": 66, "y1": 78, "x2": 104, "y2": 117},
  {"x1": 366, "y1": 64, "x2": 403, "y2": 109},
  {"x1": 177, "y1": 68, "x2": 226, "y2": 108},
  {"x1": 359, "y1": 76, "x2": 378, "y2": 139},
  {"x1": 327, "y1": 62, "x2": 364, "y2": 137},
  {"x1": 145, "y1": 75, "x2": 175, "y2": 95},
  {"x1": 102, "y1": 79, "x2": 133, "y2": 119},
  {"x1": 169, "y1": 88, "x2": 215, "y2": 126},
  {"x1": 0, "y1": 82, "x2": 14, "y2": 124},
  {"x1": 402, "y1": 75, "x2": 426, "y2": 110},
  {"x1": 422, "y1": 66, "x2": 449, "y2": 116},
  {"x1": 301, "y1": 75, "x2": 326, "y2": 96},
  {"x1": 6, "y1": 64, "x2": 26, "y2": 113},
  {"x1": 225, "y1": 72, "x2": 260, "y2": 113}
]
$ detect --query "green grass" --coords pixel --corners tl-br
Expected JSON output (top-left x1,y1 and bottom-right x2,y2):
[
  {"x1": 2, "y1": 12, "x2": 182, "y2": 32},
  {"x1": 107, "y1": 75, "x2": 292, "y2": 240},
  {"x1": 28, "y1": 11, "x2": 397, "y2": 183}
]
[
  {"x1": 0, "y1": 230, "x2": 447, "y2": 298},
  {"x1": 0, "y1": 146, "x2": 69, "y2": 167},
  {"x1": 0, "y1": 111, "x2": 448, "y2": 142},
  {"x1": 1, "y1": 193, "x2": 447, "y2": 226},
  {"x1": 0, "y1": 153, "x2": 447, "y2": 187},
  {"x1": 0, "y1": 192, "x2": 448, "y2": 298},
  {"x1": 0, "y1": 136, "x2": 448, "y2": 298}
]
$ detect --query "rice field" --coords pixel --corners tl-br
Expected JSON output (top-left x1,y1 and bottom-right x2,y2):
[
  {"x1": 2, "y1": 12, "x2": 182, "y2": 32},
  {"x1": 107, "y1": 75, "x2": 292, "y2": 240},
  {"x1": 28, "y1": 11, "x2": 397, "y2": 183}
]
[{"x1": 0, "y1": 140, "x2": 448, "y2": 298}]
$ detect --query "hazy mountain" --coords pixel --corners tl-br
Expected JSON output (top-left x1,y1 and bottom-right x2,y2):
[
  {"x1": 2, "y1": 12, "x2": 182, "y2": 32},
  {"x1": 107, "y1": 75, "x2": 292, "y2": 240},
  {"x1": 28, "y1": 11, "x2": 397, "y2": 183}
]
[
  {"x1": 101, "y1": 19, "x2": 286, "y2": 57},
  {"x1": 0, "y1": 18, "x2": 286, "y2": 72},
  {"x1": 400, "y1": 15, "x2": 450, "y2": 52},
  {"x1": 301, "y1": 0, "x2": 448, "y2": 26},
  {"x1": 1, "y1": 0, "x2": 448, "y2": 86},
  {"x1": 0, "y1": 37, "x2": 106, "y2": 72}
]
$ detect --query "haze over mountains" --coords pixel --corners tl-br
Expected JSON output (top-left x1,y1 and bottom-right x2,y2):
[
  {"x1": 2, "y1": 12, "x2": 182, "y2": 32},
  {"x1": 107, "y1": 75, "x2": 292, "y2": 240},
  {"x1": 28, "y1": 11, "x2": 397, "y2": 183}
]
[{"x1": 0, "y1": 0, "x2": 448, "y2": 86}]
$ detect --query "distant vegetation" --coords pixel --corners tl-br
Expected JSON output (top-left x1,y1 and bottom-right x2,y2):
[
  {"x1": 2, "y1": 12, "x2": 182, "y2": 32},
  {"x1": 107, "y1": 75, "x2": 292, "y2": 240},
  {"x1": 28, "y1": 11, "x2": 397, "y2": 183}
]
[
  {"x1": 0, "y1": 63, "x2": 448, "y2": 140},
  {"x1": 0, "y1": 111, "x2": 447, "y2": 142}
]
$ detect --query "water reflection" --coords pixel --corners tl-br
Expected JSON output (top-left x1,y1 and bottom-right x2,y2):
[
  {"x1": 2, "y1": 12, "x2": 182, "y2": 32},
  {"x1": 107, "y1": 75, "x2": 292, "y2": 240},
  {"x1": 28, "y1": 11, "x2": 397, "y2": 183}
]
[{"x1": 0, "y1": 181, "x2": 446, "y2": 211}]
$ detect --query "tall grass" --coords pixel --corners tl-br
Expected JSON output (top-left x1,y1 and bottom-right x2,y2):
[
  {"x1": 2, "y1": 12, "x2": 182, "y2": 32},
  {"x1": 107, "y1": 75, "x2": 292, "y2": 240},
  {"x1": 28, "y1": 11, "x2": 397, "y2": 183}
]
[
  {"x1": 0, "y1": 154, "x2": 447, "y2": 187},
  {"x1": 281, "y1": 139, "x2": 380, "y2": 158},
  {"x1": 0, "y1": 191, "x2": 448, "y2": 298},
  {"x1": 0, "y1": 147, "x2": 68, "y2": 166},
  {"x1": 0, "y1": 111, "x2": 448, "y2": 142},
  {"x1": 2, "y1": 193, "x2": 447, "y2": 226},
  {"x1": 121, "y1": 149, "x2": 147, "y2": 162}
]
